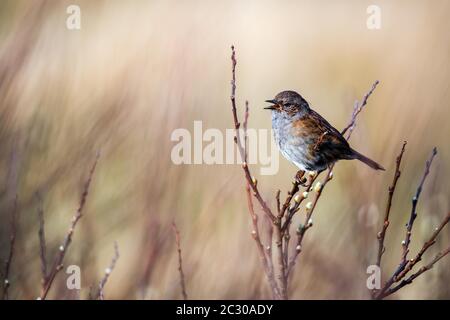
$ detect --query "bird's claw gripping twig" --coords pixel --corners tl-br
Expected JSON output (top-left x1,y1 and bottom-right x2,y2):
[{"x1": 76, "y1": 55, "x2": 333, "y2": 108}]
[{"x1": 294, "y1": 170, "x2": 307, "y2": 187}]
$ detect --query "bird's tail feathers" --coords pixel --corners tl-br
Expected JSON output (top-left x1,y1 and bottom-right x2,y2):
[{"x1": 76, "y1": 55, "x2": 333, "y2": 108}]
[{"x1": 350, "y1": 149, "x2": 385, "y2": 171}]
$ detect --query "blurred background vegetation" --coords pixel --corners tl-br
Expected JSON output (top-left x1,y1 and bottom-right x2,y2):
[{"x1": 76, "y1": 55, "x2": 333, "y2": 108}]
[{"x1": 0, "y1": 0, "x2": 449, "y2": 299}]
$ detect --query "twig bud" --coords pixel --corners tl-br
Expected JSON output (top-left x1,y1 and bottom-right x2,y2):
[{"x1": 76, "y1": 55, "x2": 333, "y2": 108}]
[
  {"x1": 105, "y1": 268, "x2": 112, "y2": 275},
  {"x1": 296, "y1": 245, "x2": 302, "y2": 252},
  {"x1": 59, "y1": 245, "x2": 65, "y2": 252},
  {"x1": 307, "y1": 218, "x2": 313, "y2": 227},
  {"x1": 4, "y1": 279, "x2": 9, "y2": 285},
  {"x1": 314, "y1": 182, "x2": 322, "y2": 193},
  {"x1": 294, "y1": 194, "x2": 301, "y2": 203},
  {"x1": 308, "y1": 171, "x2": 316, "y2": 178},
  {"x1": 251, "y1": 177, "x2": 257, "y2": 187},
  {"x1": 305, "y1": 202, "x2": 313, "y2": 211},
  {"x1": 302, "y1": 191, "x2": 309, "y2": 199}
]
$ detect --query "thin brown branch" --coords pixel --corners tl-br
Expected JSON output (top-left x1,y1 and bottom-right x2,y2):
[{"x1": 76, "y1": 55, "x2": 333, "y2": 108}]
[
  {"x1": 375, "y1": 149, "x2": 445, "y2": 300},
  {"x1": 242, "y1": 104, "x2": 280, "y2": 299},
  {"x1": 395, "y1": 212, "x2": 450, "y2": 282},
  {"x1": 231, "y1": 46, "x2": 290, "y2": 299},
  {"x1": 243, "y1": 99, "x2": 250, "y2": 165},
  {"x1": 281, "y1": 174, "x2": 313, "y2": 233},
  {"x1": 382, "y1": 246, "x2": 450, "y2": 298},
  {"x1": 2, "y1": 195, "x2": 18, "y2": 300},
  {"x1": 279, "y1": 175, "x2": 302, "y2": 221},
  {"x1": 243, "y1": 100, "x2": 249, "y2": 145},
  {"x1": 40, "y1": 153, "x2": 99, "y2": 300},
  {"x1": 263, "y1": 214, "x2": 276, "y2": 297},
  {"x1": 342, "y1": 80, "x2": 380, "y2": 139},
  {"x1": 401, "y1": 147, "x2": 438, "y2": 263},
  {"x1": 230, "y1": 46, "x2": 286, "y2": 299},
  {"x1": 230, "y1": 45, "x2": 276, "y2": 223},
  {"x1": 275, "y1": 190, "x2": 281, "y2": 216},
  {"x1": 376, "y1": 212, "x2": 450, "y2": 299},
  {"x1": 376, "y1": 141, "x2": 407, "y2": 267},
  {"x1": 246, "y1": 182, "x2": 281, "y2": 299},
  {"x1": 172, "y1": 222, "x2": 188, "y2": 300},
  {"x1": 274, "y1": 219, "x2": 287, "y2": 299},
  {"x1": 287, "y1": 170, "x2": 333, "y2": 277},
  {"x1": 98, "y1": 242, "x2": 120, "y2": 300},
  {"x1": 283, "y1": 232, "x2": 290, "y2": 272},
  {"x1": 36, "y1": 192, "x2": 48, "y2": 289}
]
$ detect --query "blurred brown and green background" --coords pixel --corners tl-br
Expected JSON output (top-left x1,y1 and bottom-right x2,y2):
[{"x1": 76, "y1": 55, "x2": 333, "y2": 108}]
[{"x1": 0, "y1": 0, "x2": 449, "y2": 299}]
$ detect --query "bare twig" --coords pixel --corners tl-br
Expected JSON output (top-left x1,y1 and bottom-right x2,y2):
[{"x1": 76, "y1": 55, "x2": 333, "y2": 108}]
[
  {"x1": 172, "y1": 222, "x2": 188, "y2": 300},
  {"x1": 279, "y1": 177, "x2": 302, "y2": 221},
  {"x1": 274, "y1": 218, "x2": 287, "y2": 299},
  {"x1": 281, "y1": 175, "x2": 312, "y2": 233},
  {"x1": 401, "y1": 147, "x2": 438, "y2": 264},
  {"x1": 376, "y1": 212, "x2": 449, "y2": 299},
  {"x1": 40, "y1": 153, "x2": 99, "y2": 300},
  {"x1": 374, "y1": 148, "x2": 449, "y2": 300},
  {"x1": 383, "y1": 246, "x2": 450, "y2": 297},
  {"x1": 263, "y1": 214, "x2": 276, "y2": 296},
  {"x1": 231, "y1": 46, "x2": 286, "y2": 299},
  {"x1": 230, "y1": 45, "x2": 275, "y2": 224},
  {"x1": 275, "y1": 190, "x2": 281, "y2": 216},
  {"x1": 395, "y1": 212, "x2": 450, "y2": 283},
  {"x1": 287, "y1": 170, "x2": 333, "y2": 277},
  {"x1": 376, "y1": 141, "x2": 407, "y2": 267},
  {"x1": 242, "y1": 102, "x2": 280, "y2": 299},
  {"x1": 98, "y1": 242, "x2": 120, "y2": 300},
  {"x1": 246, "y1": 181, "x2": 280, "y2": 299},
  {"x1": 2, "y1": 195, "x2": 18, "y2": 300},
  {"x1": 342, "y1": 80, "x2": 379, "y2": 139},
  {"x1": 36, "y1": 192, "x2": 48, "y2": 289}
]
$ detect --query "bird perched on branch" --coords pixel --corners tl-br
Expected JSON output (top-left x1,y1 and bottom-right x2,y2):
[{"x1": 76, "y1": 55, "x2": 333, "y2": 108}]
[{"x1": 265, "y1": 90, "x2": 384, "y2": 173}]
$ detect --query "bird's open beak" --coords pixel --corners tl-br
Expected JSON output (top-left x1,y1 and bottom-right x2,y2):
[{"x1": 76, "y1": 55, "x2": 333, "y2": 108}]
[{"x1": 264, "y1": 99, "x2": 277, "y2": 110}]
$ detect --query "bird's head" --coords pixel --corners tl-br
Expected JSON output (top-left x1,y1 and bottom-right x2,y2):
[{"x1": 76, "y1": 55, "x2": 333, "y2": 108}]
[{"x1": 264, "y1": 90, "x2": 309, "y2": 115}]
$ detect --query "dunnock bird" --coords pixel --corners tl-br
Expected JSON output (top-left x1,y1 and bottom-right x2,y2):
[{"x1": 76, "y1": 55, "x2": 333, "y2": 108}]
[{"x1": 265, "y1": 90, "x2": 384, "y2": 173}]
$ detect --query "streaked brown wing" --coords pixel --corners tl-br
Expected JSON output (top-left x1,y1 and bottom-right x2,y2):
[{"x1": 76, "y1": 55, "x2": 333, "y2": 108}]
[
  {"x1": 305, "y1": 109, "x2": 353, "y2": 159},
  {"x1": 308, "y1": 110, "x2": 345, "y2": 142}
]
